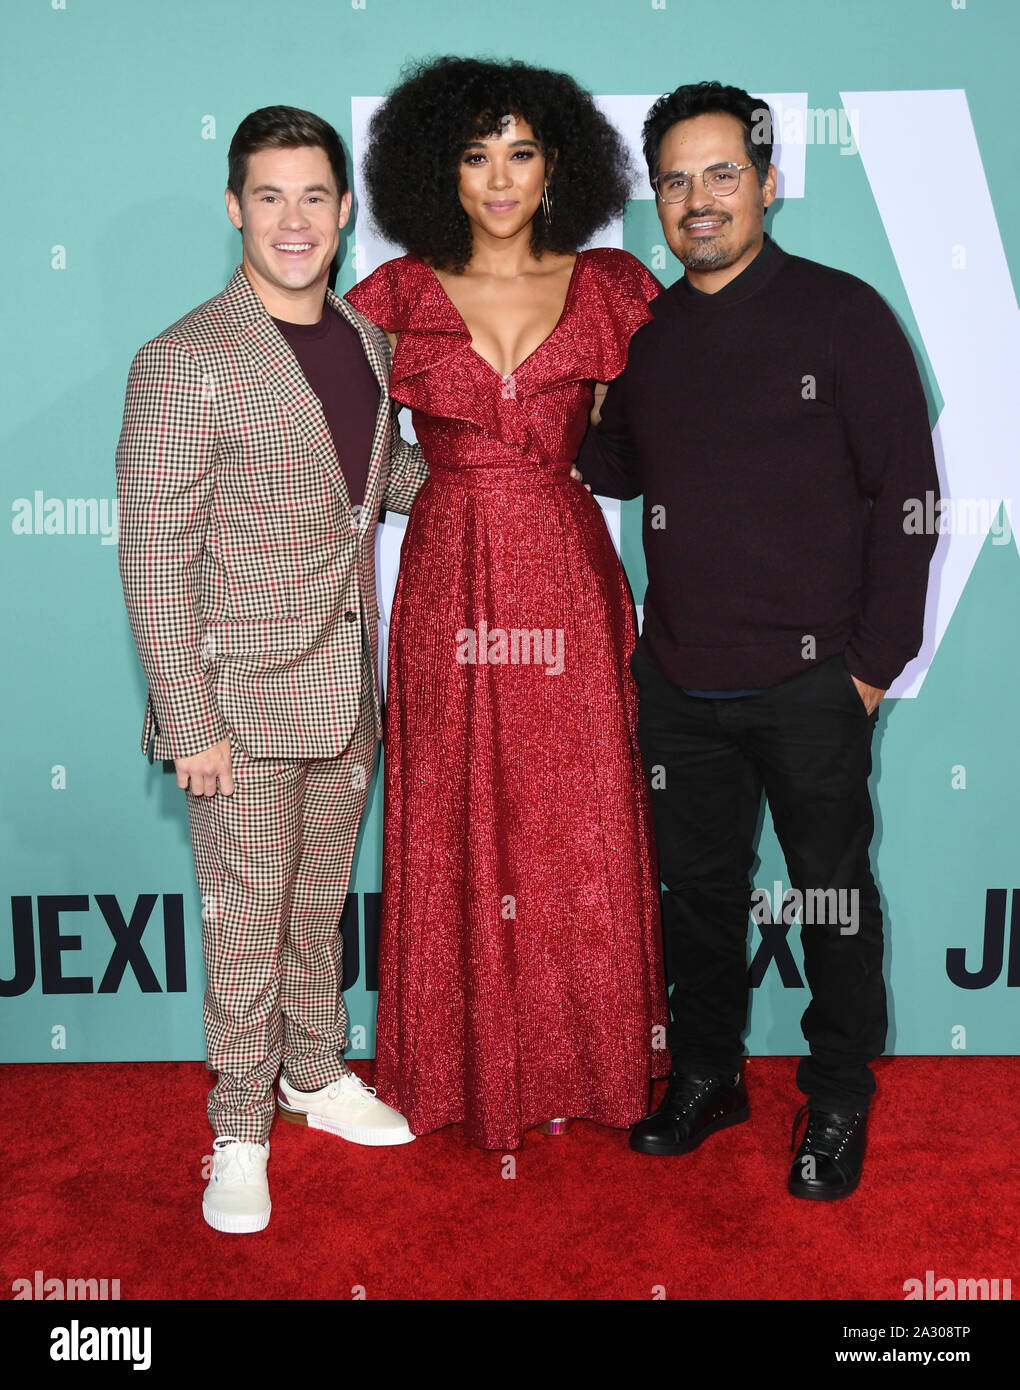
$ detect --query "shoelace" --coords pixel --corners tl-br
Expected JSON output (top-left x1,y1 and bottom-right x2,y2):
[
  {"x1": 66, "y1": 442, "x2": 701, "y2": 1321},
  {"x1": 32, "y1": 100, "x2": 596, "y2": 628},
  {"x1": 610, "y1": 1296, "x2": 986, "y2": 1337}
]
[
  {"x1": 790, "y1": 1105, "x2": 862, "y2": 1178},
  {"x1": 325, "y1": 1071, "x2": 378, "y2": 1110},
  {"x1": 212, "y1": 1137, "x2": 265, "y2": 1184},
  {"x1": 665, "y1": 1075, "x2": 720, "y2": 1114}
]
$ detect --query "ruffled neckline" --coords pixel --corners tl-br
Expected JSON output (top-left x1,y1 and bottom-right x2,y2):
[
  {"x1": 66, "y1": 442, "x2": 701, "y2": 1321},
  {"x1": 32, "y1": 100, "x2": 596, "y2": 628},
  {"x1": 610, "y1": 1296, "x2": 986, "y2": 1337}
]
[
  {"x1": 411, "y1": 253, "x2": 584, "y2": 384},
  {"x1": 360, "y1": 249, "x2": 655, "y2": 441},
  {"x1": 386, "y1": 253, "x2": 593, "y2": 398}
]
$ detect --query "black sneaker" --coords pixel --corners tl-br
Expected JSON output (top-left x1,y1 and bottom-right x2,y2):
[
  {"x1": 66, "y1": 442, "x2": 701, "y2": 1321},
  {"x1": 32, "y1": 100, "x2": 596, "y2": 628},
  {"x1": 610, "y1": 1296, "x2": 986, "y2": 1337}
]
[
  {"x1": 629, "y1": 1071, "x2": 750, "y2": 1155},
  {"x1": 788, "y1": 1105, "x2": 867, "y2": 1201}
]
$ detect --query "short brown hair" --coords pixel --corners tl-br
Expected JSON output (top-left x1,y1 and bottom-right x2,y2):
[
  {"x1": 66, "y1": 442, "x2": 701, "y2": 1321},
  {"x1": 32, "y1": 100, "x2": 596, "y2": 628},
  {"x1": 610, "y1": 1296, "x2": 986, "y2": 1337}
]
[{"x1": 227, "y1": 105, "x2": 348, "y2": 199}]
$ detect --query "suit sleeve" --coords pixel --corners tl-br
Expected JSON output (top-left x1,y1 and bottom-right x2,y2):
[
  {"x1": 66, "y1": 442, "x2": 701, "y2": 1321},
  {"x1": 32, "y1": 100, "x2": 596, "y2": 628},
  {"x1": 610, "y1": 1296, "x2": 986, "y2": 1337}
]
[
  {"x1": 575, "y1": 371, "x2": 643, "y2": 500},
  {"x1": 382, "y1": 403, "x2": 429, "y2": 514},
  {"x1": 116, "y1": 337, "x2": 228, "y2": 759},
  {"x1": 836, "y1": 283, "x2": 940, "y2": 689},
  {"x1": 345, "y1": 273, "x2": 428, "y2": 514}
]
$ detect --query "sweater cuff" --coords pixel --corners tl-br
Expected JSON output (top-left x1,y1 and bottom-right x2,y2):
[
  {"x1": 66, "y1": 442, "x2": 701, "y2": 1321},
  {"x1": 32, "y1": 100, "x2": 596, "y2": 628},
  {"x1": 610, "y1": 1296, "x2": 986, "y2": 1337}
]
[{"x1": 841, "y1": 639, "x2": 909, "y2": 692}]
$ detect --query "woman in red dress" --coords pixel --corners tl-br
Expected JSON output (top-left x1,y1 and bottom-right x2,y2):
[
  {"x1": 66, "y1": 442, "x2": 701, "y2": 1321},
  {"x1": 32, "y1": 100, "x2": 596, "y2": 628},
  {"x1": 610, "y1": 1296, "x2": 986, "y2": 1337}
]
[{"x1": 347, "y1": 58, "x2": 668, "y2": 1149}]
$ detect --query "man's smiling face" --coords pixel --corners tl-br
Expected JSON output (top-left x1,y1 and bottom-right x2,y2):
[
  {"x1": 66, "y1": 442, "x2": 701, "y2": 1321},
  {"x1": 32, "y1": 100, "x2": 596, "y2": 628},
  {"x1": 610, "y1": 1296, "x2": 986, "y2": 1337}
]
[
  {"x1": 225, "y1": 144, "x2": 351, "y2": 318},
  {"x1": 655, "y1": 111, "x2": 776, "y2": 290}
]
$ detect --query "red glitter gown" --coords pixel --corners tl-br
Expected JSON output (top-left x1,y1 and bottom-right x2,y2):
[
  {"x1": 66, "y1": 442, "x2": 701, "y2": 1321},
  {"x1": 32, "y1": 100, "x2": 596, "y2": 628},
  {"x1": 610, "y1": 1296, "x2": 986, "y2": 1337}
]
[{"x1": 346, "y1": 248, "x2": 669, "y2": 1149}]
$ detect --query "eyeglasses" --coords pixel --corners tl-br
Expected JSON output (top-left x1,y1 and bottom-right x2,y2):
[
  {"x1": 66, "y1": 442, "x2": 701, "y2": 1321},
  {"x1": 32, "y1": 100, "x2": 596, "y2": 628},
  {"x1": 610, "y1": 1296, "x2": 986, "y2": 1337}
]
[{"x1": 652, "y1": 162, "x2": 755, "y2": 204}]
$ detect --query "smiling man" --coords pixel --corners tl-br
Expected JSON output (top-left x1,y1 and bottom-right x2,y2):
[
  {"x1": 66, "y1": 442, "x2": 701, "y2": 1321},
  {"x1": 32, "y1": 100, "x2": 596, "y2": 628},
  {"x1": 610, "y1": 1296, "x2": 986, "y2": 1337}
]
[
  {"x1": 116, "y1": 107, "x2": 427, "y2": 1232},
  {"x1": 578, "y1": 82, "x2": 939, "y2": 1201}
]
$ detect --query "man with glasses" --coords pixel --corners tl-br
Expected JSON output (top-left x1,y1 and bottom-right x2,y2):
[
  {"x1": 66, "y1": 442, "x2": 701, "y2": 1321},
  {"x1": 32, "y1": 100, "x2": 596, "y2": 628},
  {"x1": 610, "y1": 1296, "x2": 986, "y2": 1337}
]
[{"x1": 578, "y1": 82, "x2": 938, "y2": 1200}]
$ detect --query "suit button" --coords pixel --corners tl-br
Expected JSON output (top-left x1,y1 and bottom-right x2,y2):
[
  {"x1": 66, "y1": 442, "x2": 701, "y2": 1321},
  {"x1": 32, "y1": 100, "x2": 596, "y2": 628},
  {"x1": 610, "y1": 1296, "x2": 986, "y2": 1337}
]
[{"x1": 344, "y1": 610, "x2": 357, "y2": 623}]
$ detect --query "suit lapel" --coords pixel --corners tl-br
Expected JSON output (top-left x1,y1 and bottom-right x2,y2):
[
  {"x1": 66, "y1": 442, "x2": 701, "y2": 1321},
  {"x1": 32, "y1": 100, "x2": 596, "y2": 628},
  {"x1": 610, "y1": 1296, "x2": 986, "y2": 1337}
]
[
  {"x1": 221, "y1": 268, "x2": 395, "y2": 525},
  {"x1": 222, "y1": 268, "x2": 355, "y2": 509},
  {"x1": 328, "y1": 288, "x2": 393, "y2": 524}
]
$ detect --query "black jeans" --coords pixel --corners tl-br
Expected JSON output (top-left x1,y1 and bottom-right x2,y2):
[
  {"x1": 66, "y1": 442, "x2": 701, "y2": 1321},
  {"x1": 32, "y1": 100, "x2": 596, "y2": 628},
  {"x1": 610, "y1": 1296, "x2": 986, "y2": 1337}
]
[{"x1": 632, "y1": 648, "x2": 887, "y2": 1114}]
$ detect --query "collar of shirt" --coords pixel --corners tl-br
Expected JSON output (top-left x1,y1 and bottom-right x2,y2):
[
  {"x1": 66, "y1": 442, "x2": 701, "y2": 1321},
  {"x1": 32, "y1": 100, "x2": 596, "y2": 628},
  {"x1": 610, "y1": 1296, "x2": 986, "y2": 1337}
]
[{"x1": 681, "y1": 233, "x2": 776, "y2": 300}]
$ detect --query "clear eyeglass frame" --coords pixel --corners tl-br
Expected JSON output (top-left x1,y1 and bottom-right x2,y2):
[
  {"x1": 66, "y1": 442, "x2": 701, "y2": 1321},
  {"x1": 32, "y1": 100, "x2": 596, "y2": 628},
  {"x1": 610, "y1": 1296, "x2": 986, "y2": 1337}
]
[{"x1": 652, "y1": 161, "x2": 755, "y2": 204}]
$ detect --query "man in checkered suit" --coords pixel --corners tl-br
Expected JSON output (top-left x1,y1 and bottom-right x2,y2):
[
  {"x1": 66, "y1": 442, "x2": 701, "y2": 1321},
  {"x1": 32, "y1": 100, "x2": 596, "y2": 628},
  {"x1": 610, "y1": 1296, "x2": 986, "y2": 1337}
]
[{"x1": 116, "y1": 107, "x2": 427, "y2": 1233}]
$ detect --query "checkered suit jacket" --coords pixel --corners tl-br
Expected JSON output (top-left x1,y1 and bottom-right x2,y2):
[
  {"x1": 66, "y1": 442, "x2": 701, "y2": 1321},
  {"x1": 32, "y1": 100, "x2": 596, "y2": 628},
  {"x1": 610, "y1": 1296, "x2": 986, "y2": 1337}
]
[{"x1": 116, "y1": 267, "x2": 427, "y2": 761}]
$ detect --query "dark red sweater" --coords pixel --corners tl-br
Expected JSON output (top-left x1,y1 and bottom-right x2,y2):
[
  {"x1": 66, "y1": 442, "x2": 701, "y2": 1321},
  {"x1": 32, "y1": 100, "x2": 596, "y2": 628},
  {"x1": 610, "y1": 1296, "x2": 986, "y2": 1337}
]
[
  {"x1": 272, "y1": 308, "x2": 378, "y2": 509},
  {"x1": 577, "y1": 240, "x2": 939, "y2": 691}
]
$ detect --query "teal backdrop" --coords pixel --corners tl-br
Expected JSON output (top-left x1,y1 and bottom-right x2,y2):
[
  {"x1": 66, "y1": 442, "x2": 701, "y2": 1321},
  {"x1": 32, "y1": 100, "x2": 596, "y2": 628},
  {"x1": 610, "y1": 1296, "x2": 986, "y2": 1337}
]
[{"x1": 2, "y1": 0, "x2": 1017, "y2": 1064}]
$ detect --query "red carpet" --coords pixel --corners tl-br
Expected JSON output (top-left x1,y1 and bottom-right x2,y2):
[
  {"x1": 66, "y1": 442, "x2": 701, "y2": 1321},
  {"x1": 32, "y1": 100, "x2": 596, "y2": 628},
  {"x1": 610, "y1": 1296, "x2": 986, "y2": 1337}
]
[{"x1": 1, "y1": 1057, "x2": 1016, "y2": 1302}]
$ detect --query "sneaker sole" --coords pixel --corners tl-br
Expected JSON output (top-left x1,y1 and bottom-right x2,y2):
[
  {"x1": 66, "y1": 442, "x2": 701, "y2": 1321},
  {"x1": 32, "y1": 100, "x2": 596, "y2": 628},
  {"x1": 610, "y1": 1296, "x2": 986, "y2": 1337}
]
[
  {"x1": 202, "y1": 1200, "x2": 271, "y2": 1233},
  {"x1": 276, "y1": 1098, "x2": 416, "y2": 1146},
  {"x1": 629, "y1": 1105, "x2": 750, "y2": 1156}
]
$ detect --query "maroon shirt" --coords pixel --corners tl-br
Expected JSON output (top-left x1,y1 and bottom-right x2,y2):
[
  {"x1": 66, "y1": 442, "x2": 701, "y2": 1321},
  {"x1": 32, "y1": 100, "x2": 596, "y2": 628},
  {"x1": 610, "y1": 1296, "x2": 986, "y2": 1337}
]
[{"x1": 273, "y1": 307, "x2": 379, "y2": 509}]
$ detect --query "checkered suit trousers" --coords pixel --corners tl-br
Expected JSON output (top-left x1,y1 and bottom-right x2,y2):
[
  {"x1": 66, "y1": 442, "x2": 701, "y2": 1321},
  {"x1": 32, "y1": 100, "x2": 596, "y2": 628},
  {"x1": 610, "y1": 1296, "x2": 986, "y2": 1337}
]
[{"x1": 187, "y1": 657, "x2": 377, "y2": 1144}]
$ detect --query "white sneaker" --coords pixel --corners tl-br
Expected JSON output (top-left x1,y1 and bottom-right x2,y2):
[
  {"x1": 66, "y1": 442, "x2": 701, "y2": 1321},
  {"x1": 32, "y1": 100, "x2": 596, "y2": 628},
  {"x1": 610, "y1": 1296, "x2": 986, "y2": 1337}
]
[
  {"x1": 202, "y1": 1137, "x2": 271, "y2": 1233},
  {"x1": 277, "y1": 1068, "x2": 415, "y2": 1146}
]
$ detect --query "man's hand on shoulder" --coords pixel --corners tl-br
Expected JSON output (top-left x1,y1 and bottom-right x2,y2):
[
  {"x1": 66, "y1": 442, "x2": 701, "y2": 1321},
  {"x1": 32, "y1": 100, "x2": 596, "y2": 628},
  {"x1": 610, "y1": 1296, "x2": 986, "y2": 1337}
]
[
  {"x1": 850, "y1": 676, "x2": 886, "y2": 715},
  {"x1": 175, "y1": 738, "x2": 234, "y2": 797}
]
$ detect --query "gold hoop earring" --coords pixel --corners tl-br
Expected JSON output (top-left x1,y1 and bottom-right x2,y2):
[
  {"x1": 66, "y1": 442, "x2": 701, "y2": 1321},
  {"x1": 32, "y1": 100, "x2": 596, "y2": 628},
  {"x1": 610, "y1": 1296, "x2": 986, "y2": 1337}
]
[{"x1": 541, "y1": 185, "x2": 552, "y2": 225}]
